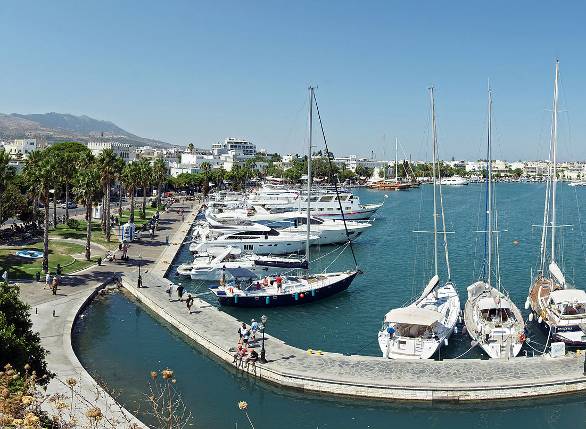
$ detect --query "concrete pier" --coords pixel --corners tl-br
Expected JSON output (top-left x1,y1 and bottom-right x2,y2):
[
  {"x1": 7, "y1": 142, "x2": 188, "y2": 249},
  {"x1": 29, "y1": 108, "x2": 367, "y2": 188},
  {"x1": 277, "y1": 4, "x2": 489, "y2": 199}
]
[{"x1": 118, "y1": 207, "x2": 586, "y2": 402}]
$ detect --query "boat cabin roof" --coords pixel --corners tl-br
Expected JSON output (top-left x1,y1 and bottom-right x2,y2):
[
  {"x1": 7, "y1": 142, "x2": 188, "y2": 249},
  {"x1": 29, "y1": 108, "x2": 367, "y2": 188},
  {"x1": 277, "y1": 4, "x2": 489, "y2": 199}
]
[
  {"x1": 384, "y1": 307, "x2": 442, "y2": 326},
  {"x1": 477, "y1": 296, "x2": 511, "y2": 311},
  {"x1": 550, "y1": 289, "x2": 586, "y2": 304}
]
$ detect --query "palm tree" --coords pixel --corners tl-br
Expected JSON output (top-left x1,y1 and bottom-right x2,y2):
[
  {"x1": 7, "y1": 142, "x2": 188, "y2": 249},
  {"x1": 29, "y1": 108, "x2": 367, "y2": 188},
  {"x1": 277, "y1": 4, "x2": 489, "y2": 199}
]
[
  {"x1": 97, "y1": 149, "x2": 122, "y2": 242},
  {"x1": 121, "y1": 162, "x2": 141, "y2": 222},
  {"x1": 23, "y1": 151, "x2": 53, "y2": 273},
  {"x1": 201, "y1": 162, "x2": 211, "y2": 196},
  {"x1": 137, "y1": 158, "x2": 152, "y2": 219},
  {"x1": 74, "y1": 153, "x2": 102, "y2": 261},
  {"x1": 152, "y1": 157, "x2": 168, "y2": 209}
]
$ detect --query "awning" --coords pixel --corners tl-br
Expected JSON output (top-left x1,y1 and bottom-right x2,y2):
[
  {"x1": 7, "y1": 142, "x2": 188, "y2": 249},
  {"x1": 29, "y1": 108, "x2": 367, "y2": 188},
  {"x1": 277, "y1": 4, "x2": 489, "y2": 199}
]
[
  {"x1": 223, "y1": 267, "x2": 258, "y2": 279},
  {"x1": 550, "y1": 289, "x2": 586, "y2": 304},
  {"x1": 384, "y1": 307, "x2": 442, "y2": 326}
]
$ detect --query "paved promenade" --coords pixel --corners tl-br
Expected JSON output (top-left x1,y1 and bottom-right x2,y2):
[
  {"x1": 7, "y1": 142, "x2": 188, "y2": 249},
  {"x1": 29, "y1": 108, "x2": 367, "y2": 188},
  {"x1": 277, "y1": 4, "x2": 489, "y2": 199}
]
[{"x1": 19, "y1": 202, "x2": 198, "y2": 428}]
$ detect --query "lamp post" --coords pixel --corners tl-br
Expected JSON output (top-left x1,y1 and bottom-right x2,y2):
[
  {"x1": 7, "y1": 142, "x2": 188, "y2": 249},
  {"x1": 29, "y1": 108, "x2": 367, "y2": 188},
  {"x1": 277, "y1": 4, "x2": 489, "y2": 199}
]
[
  {"x1": 259, "y1": 314, "x2": 268, "y2": 363},
  {"x1": 137, "y1": 254, "x2": 143, "y2": 288}
]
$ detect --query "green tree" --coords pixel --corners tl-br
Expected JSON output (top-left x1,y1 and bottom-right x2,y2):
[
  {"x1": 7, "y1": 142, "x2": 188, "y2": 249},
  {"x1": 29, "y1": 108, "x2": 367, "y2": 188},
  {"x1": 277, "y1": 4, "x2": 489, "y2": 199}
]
[
  {"x1": 74, "y1": 153, "x2": 102, "y2": 261},
  {"x1": 23, "y1": 151, "x2": 53, "y2": 273},
  {"x1": 45, "y1": 142, "x2": 90, "y2": 221},
  {"x1": 201, "y1": 162, "x2": 211, "y2": 196},
  {"x1": 152, "y1": 157, "x2": 168, "y2": 208},
  {"x1": 137, "y1": 159, "x2": 153, "y2": 219},
  {"x1": 0, "y1": 281, "x2": 50, "y2": 383},
  {"x1": 0, "y1": 149, "x2": 19, "y2": 227},
  {"x1": 97, "y1": 149, "x2": 123, "y2": 242},
  {"x1": 121, "y1": 162, "x2": 141, "y2": 222}
]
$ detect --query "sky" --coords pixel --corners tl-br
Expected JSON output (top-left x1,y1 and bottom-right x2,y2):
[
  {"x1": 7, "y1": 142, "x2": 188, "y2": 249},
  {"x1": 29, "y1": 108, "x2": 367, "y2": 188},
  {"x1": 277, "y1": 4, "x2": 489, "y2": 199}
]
[{"x1": 1, "y1": 1, "x2": 585, "y2": 161}]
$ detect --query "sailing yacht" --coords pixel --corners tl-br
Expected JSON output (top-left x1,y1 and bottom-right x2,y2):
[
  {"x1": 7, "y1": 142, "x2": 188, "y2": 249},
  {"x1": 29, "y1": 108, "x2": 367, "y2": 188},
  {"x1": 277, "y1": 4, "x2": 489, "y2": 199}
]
[
  {"x1": 464, "y1": 86, "x2": 525, "y2": 359},
  {"x1": 378, "y1": 87, "x2": 460, "y2": 360},
  {"x1": 209, "y1": 86, "x2": 359, "y2": 307},
  {"x1": 527, "y1": 60, "x2": 586, "y2": 346}
]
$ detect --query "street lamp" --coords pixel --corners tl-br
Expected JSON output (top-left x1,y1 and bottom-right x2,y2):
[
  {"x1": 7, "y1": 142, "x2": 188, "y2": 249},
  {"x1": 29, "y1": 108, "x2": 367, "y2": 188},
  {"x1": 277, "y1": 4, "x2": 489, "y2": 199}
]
[
  {"x1": 138, "y1": 254, "x2": 143, "y2": 288},
  {"x1": 260, "y1": 314, "x2": 268, "y2": 363}
]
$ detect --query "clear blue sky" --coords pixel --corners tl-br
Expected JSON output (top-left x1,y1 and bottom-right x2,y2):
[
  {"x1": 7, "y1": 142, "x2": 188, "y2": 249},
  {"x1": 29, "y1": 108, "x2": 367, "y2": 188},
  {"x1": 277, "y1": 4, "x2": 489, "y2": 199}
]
[{"x1": 1, "y1": 1, "x2": 585, "y2": 161}]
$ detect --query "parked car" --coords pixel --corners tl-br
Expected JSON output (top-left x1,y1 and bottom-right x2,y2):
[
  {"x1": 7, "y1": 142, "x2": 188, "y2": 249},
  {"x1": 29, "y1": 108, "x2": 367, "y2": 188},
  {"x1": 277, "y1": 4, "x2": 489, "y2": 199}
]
[{"x1": 60, "y1": 201, "x2": 78, "y2": 209}]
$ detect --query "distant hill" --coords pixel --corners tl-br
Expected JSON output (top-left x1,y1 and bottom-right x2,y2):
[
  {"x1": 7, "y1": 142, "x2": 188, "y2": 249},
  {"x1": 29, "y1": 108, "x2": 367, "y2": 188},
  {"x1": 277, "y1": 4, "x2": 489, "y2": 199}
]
[{"x1": 0, "y1": 112, "x2": 173, "y2": 148}]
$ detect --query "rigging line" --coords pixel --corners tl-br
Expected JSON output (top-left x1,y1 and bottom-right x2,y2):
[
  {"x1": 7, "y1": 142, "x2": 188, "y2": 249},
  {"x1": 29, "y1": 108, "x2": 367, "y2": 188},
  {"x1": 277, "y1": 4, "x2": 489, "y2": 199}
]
[
  {"x1": 322, "y1": 242, "x2": 351, "y2": 273},
  {"x1": 312, "y1": 91, "x2": 359, "y2": 269}
]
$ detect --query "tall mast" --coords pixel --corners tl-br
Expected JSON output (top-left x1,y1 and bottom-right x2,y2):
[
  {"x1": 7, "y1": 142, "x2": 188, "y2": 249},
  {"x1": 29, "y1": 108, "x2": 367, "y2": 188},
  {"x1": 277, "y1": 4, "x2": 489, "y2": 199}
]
[
  {"x1": 429, "y1": 87, "x2": 438, "y2": 276},
  {"x1": 306, "y1": 86, "x2": 314, "y2": 262},
  {"x1": 550, "y1": 60, "x2": 559, "y2": 264},
  {"x1": 487, "y1": 84, "x2": 493, "y2": 286},
  {"x1": 395, "y1": 137, "x2": 399, "y2": 181}
]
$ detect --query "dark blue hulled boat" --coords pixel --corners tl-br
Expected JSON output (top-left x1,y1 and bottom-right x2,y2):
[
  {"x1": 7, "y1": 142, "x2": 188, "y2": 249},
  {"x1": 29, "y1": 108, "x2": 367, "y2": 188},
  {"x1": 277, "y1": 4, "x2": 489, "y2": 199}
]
[{"x1": 209, "y1": 268, "x2": 357, "y2": 307}]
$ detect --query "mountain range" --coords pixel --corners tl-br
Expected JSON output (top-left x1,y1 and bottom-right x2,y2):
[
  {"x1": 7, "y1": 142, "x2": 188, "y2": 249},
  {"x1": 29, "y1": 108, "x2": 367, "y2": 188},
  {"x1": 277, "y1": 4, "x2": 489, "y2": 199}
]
[{"x1": 0, "y1": 112, "x2": 172, "y2": 148}]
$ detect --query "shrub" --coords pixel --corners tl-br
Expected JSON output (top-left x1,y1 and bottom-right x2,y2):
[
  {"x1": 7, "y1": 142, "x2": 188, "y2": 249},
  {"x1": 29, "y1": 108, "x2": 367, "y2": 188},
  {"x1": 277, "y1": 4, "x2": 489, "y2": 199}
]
[{"x1": 66, "y1": 218, "x2": 80, "y2": 230}]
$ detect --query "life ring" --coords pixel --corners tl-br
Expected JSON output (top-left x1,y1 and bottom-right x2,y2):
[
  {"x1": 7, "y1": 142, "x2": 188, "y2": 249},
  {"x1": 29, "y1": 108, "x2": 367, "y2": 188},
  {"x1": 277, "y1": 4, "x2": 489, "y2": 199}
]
[
  {"x1": 228, "y1": 287, "x2": 234, "y2": 294},
  {"x1": 518, "y1": 333, "x2": 526, "y2": 343}
]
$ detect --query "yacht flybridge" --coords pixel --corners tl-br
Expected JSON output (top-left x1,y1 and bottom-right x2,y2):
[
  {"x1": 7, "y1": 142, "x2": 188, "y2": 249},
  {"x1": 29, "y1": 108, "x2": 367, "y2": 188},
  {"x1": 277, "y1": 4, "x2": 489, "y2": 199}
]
[
  {"x1": 209, "y1": 86, "x2": 359, "y2": 307},
  {"x1": 464, "y1": 86, "x2": 525, "y2": 359},
  {"x1": 378, "y1": 87, "x2": 460, "y2": 360},
  {"x1": 527, "y1": 60, "x2": 586, "y2": 346}
]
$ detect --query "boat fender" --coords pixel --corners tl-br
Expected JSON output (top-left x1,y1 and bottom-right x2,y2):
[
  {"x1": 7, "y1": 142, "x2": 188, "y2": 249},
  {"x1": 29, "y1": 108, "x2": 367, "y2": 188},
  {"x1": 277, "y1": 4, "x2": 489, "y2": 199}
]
[
  {"x1": 528, "y1": 313, "x2": 534, "y2": 322},
  {"x1": 454, "y1": 327, "x2": 458, "y2": 334},
  {"x1": 234, "y1": 295, "x2": 238, "y2": 304},
  {"x1": 538, "y1": 316, "x2": 543, "y2": 324},
  {"x1": 519, "y1": 333, "x2": 526, "y2": 343},
  {"x1": 311, "y1": 289, "x2": 316, "y2": 296},
  {"x1": 524, "y1": 299, "x2": 530, "y2": 310},
  {"x1": 294, "y1": 293, "x2": 299, "y2": 301},
  {"x1": 265, "y1": 297, "x2": 270, "y2": 305},
  {"x1": 444, "y1": 338, "x2": 448, "y2": 346},
  {"x1": 300, "y1": 293, "x2": 305, "y2": 299}
]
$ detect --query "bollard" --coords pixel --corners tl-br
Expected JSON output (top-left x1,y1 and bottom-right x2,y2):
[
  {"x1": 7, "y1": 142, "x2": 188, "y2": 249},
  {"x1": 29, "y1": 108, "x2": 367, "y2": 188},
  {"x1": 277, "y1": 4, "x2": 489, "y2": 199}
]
[
  {"x1": 35, "y1": 308, "x2": 37, "y2": 314},
  {"x1": 52, "y1": 309, "x2": 56, "y2": 317}
]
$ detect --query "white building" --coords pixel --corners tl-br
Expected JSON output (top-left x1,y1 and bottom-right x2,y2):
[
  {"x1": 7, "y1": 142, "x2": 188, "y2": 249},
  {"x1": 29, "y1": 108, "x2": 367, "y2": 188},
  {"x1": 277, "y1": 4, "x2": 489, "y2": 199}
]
[
  {"x1": 87, "y1": 141, "x2": 136, "y2": 162},
  {"x1": 212, "y1": 138, "x2": 256, "y2": 159},
  {"x1": 3, "y1": 138, "x2": 37, "y2": 158}
]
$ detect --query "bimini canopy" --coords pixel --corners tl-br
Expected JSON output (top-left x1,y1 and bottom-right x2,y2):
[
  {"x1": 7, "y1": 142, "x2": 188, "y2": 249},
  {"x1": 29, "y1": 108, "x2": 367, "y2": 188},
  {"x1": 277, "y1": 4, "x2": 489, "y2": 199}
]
[
  {"x1": 550, "y1": 289, "x2": 586, "y2": 304},
  {"x1": 224, "y1": 267, "x2": 258, "y2": 280},
  {"x1": 477, "y1": 296, "x2": 511, "y2": 311},
  {"x1": 384, "y1": 307, "x2": 442, "y2": 326}
]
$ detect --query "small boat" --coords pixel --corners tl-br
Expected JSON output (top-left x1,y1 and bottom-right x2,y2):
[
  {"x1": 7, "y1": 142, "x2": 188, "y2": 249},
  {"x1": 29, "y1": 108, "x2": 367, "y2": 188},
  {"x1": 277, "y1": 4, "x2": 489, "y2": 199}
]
[
  {"x1": 439, "y1": 176, "x2": 469, "y2": 186},
  {"x1": 527, "y1": 61, "x2": 586, "y2": 346},
  {"x1": 378, "y1": 87, "x2": 460, "y2": 360},
  {"x1": 568, "y1": 181, "x2": 586, "y2": 187},
  {"x1": 464, "y1": 85, "x2": 525, "y2": 359}
]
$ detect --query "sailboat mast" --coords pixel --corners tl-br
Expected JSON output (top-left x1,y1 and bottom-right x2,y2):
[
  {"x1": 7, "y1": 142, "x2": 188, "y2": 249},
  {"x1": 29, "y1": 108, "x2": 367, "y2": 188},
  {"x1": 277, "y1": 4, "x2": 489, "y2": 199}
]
[
  {"x1": 551, "y1": 60, "x2": 559, "y2": 264},
  {"x1": 487, "y1": 85, "x2": 493, "y2": 286},
  {"x1": 395, "y1": 137, "x2": 399, "y2": 181},
  {"x1": 306, "y1": 86, "x2": 314, "y2": 262},
  {"x1": 429, "y1": 87, "x2": 439, "y2": 276}
]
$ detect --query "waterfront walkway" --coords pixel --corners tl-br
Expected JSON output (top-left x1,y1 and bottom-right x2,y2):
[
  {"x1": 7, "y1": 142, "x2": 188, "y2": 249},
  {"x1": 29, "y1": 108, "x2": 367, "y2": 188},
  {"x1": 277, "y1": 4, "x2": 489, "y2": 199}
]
[{"x1": 19, "y1": 202, "x2": 198, "y2": 428}]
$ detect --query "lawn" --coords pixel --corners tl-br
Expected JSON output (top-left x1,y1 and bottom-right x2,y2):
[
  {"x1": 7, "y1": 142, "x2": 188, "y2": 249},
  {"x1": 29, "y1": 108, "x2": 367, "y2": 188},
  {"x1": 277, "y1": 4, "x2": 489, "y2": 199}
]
[
  {"x1": 49, "y1": 207, "x2": 159, "y2": 250},
  {"x1": 0, "y1": 240, "x2": 97, "y2": 279}
]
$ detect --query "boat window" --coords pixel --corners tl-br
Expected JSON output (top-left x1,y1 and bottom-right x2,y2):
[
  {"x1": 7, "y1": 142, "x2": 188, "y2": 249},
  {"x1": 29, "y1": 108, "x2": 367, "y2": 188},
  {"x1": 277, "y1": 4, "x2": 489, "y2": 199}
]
[
  {"x1": 561, "y1": 303, "x2": 586, "y2": 315},
  {"x1": 319, "y1": 195, "x2": 334, "y2": 202}
]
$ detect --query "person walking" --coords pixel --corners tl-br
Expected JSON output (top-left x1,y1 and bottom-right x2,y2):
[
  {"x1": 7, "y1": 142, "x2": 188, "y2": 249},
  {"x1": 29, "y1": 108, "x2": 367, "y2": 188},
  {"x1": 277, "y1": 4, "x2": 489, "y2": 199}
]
[
  {"x1": 251, "y1": 319, "x2": 259, "y2": 342},
  {"x1": 51, "y1": 276, "x2": 58, "y2": 295},
  {"x1": 186, "y1": 294, "x2": 194, "y2": 314},
  {"x1": 176, "y1": 283, "x2": 185, "y2": 301},
  {"x1": 166, "y1": 283, "x2": 172, "y2": 301},
  {"x1": 45, "y1": 272, "x2": 51, "y2": 289}
]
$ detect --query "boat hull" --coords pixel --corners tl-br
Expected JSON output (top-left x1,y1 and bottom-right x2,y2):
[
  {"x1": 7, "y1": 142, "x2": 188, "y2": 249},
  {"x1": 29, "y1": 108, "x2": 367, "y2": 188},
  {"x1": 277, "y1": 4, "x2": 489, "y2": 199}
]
[{"x1": 213, "y1": 272, "x2": 357, "y2": 307}]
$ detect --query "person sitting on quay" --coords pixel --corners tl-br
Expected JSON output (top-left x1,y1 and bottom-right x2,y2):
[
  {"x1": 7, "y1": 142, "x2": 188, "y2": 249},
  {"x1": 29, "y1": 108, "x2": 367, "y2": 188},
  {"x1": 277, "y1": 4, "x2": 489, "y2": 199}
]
[{"x1": 245, "y1": 349, "x2": 259, "y2": 371}]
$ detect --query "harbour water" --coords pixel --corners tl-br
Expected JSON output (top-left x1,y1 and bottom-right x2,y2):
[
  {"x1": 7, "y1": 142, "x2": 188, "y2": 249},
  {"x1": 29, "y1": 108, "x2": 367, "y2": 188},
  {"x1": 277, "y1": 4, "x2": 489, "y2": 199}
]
[{"x1": 73, "y1": 184, "x2": 586, "y2": 427}]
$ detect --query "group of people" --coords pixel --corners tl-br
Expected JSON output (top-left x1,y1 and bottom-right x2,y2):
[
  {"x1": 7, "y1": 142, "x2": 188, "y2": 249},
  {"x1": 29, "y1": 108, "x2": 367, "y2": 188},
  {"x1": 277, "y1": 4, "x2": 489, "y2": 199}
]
[
  {"x1": 165, "y1": 282, "x2": 196, "y2": 314},
  {"x1": 233, "y1": 320, "x2": 261, "y2": 370},
  {"x1": 45, "y1": 269, "x2": 61, "y2": 295},
  {"x1": 250, "y1": 275, "x2": 284, "y2": 292}
]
